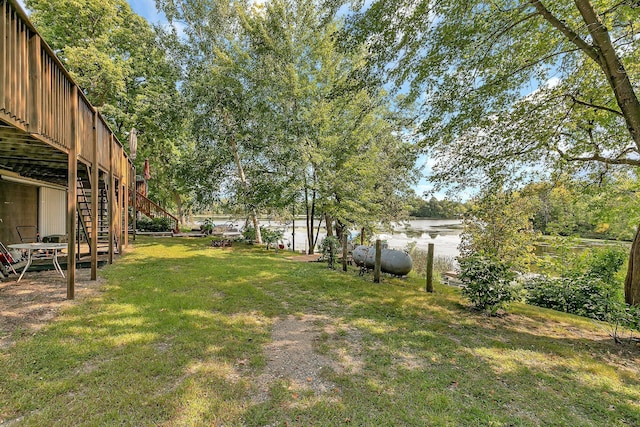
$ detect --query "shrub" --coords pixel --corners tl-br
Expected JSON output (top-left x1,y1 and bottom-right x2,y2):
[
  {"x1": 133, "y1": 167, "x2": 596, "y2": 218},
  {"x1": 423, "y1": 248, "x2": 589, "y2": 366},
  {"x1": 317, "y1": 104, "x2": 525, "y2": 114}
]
[
  {"x1": 242, "y1": 226, "x2": 257, "y2": 241},
  {"x1": 523, "y1": 275, "x2": 568, "y2": 312},
  {"x1": 262, "y1": 228, "x2": 284, "y2": 251},
  {"x1": 524, "y1": 246, "x2": 627, "y2": 322},
  {"x1": 136, "y1": 217, "x2": 172, "y2": 232},
  {"x1": 242, "y1": 227, "x2": 284, "y2": 250},
  {"x1": 523, "y1": 275, "x2": 618, "y2": 320},
  {"x1": 200, "y1": 218, "x2": 215, "y2": 235},
  {"x1": 604, "y1": 302, "x2": 640, "y2": 343},
  {"x1": 459, "y1": 255, "x2": 519, "y2": 315},
  {"x1": 320, "y1": 236, "x2": 340, "y2": 269}
]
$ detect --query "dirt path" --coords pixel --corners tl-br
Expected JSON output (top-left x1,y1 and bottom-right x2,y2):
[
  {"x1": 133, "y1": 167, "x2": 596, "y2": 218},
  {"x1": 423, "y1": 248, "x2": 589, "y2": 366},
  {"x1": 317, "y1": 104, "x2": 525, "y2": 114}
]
[
  {"x1": 0, "y1": 269, "x2": 104, "y2": 349},
  {"x1": 250, "y1": 314, "x2": 364, "y2": 405}
]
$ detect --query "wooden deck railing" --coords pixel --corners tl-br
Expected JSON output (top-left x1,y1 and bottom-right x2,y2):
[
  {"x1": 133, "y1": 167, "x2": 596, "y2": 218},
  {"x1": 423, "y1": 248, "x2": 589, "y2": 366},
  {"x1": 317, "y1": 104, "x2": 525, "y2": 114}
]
[
  {"x1": 1, "y1": 0, "x2": 143, "y2": 297},
  {"x1": 0, "y1": 0, "x2": 133, "y2": 183}
]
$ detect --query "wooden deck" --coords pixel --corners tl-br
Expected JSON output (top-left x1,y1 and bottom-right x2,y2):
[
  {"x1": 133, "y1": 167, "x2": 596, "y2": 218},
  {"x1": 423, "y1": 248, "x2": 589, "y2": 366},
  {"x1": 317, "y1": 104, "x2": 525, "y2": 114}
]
[{"x1": 1, "y1": 0, "x2": 134, "y2": 298}]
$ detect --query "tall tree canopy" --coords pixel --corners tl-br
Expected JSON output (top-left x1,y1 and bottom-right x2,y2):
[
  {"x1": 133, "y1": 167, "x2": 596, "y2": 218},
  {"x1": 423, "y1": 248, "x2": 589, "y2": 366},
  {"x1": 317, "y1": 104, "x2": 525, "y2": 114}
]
[
  {"x1": 339, "y1": 0, "x2": 640, "y2": 304},
  {"x1": 159, "y1": 0, "x2": 418, "y2": 251}
]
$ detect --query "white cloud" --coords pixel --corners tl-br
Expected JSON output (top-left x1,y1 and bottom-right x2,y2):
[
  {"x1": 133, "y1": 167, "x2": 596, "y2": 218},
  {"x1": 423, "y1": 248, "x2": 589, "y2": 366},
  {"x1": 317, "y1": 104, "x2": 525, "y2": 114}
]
[{"x1": 545, "y1": 76, "x2": 561, "y2": 88}]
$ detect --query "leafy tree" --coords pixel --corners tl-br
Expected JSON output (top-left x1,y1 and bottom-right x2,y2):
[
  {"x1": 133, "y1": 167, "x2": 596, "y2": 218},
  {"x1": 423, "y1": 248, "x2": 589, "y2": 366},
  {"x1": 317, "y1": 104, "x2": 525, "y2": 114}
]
[
  {"x1": 339, "y1": 0, "x2": 640, "y2": 304},
  {"x1": 460, "y1": 187, "x2": 539, "y2": 271},
  {"x1": 459, "y1": 255, "x2": 519, "y2": 315},
  {"x1": 522, "y1": 174, "x2": 640, "y2": 240},
  {"x1": 409, "y1": 196, "x2": 466, "y2": 218},
  {"x1": 160, "y1": 0, "x2": 418, "y2": 252}
]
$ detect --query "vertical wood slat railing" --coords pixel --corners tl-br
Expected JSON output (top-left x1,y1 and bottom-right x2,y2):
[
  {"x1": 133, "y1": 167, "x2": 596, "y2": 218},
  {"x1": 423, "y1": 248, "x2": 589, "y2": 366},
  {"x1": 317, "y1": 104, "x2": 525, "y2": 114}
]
[
  {"x1": 0, "y1": 0, "x2": 134, "y2": 184},
  {"x1": 130, "y1": 191, "x2": 179, "y2": 233}
]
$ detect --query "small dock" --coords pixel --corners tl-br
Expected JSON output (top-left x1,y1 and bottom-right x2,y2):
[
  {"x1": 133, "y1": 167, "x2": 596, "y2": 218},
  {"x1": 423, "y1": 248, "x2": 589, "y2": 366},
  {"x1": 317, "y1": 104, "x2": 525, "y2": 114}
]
[{"x1": 441, "y1": 270, "x2": 463, "y2": 287}]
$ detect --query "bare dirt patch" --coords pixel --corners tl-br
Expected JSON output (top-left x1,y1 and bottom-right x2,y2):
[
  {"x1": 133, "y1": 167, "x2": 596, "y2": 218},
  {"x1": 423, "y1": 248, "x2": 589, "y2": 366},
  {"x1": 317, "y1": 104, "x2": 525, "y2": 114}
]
[
  {"x1": 284, "y1": 254, "x2": 322, "y2": 263},
  {"x1": 0, "y1": 269, "x2": 105, "y2": 349},
  {"x1": 251, "y1": 315, "x2": 341, "y2": 403}
]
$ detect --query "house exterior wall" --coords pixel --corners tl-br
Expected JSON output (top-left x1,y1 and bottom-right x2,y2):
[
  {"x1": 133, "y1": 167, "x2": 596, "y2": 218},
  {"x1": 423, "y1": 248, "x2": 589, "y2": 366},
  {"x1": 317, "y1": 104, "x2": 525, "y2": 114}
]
[
  {"x1": 0, "y1": 181, "x2": 38, "y2": 244},
  {"x1": 38, "y1": 187, "x2": 66, "y2": 237}
]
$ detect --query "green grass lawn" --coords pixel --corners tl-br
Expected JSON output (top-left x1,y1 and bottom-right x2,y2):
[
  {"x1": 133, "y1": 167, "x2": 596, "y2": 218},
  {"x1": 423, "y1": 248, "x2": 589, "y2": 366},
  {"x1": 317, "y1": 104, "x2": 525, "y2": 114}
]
[{"x1": 1, "y1": 237, "x2": 639, "y2": 426}]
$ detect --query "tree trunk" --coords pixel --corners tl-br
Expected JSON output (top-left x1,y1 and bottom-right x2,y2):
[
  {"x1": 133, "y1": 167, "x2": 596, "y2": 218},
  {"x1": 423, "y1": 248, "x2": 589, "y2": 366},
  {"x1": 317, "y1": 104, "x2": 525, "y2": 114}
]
[
  {"x1": 304, "y1": 172, "x2": 318, "y2": 254},
  {"x1": 227, "y1": 122, "x2": 262, "y2": 244},
  {"x1": 325, "y1": 214, "x2": 334, "y2": 237},
  {"x1": 624, "y1": 224, "x2": 640, "y2": 305},
  {"x1": 173, "y1": 190, "x2": 184, "y2": 225},
  {"x1": 572, "y1": 0, "x2": 640, "y2": 150},
  {"x1": 335, "y1": 220, "x2": 345, "y2": 243},
  {"x1": 304, "y1": 182, "x2": 316, "y2": 254},
  {"x1": 250, "y1": 208, "x2": 262, "y2": 244},
  {"x1": 534, "y1": 1, "x2": 640, "y2": 304}
]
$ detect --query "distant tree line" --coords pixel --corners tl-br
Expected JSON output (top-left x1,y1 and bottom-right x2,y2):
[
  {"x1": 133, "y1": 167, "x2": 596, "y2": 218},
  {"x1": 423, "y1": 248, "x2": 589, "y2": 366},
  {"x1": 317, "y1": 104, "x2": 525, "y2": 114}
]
[
  {"x1": 410, "y1": 171, "x2": 640, "y2": 242},
  {"x1": 408, "y1": 196, "x2": 466, "y2": 219}
]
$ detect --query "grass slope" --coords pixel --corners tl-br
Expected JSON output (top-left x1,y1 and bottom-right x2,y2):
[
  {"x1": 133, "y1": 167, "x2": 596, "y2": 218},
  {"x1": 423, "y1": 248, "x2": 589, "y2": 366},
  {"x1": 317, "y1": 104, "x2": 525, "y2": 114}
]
[{"x1": 1, "y1": 237, "x2": 638, "y2": 426}]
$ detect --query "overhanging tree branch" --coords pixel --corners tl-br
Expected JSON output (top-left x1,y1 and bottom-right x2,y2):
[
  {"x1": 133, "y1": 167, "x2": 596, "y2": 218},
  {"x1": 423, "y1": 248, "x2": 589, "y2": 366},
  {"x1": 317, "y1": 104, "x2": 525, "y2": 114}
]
[
  {"x1": 529, "y1": 0, "x2": 600, "y2": 62},
  {"x1": 563, "y1": 93, "x2": 624, "y2": 116},
  {"x1": 555, "y1": 146, "x2": 640, "y2": 166}
]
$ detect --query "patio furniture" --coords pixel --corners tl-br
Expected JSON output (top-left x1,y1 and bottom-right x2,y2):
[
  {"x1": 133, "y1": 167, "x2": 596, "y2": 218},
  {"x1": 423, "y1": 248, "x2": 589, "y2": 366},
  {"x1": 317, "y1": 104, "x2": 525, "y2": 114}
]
[
  {"x1": 16, "y1": 225, "x2": 39, "y2": 243},
  {"x1": 7, "y1": 242, "x2": 67, "y2": 282},
  {"x1": 0, "y1": 241, "x2": 21, "y2": 275}
]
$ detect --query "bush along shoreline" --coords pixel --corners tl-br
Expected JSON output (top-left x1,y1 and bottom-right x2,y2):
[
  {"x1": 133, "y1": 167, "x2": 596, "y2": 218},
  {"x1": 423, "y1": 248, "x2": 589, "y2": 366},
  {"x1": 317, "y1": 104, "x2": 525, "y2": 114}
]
[{"x1": 457, "y1": 247, "x2": 640, "y2": 342}]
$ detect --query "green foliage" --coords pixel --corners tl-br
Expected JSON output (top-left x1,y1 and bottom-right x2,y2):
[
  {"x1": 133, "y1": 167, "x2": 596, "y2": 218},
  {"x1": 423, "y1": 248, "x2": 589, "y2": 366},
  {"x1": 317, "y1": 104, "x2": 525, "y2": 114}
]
[
  {"x1": 242, "y1": 227, "x2": 283, "y2": 249},
  {"x1": 583, "y1": 246, "x2": 627, "y2": 286},
  {"x1": 522, "y1": 175, "x2": 640, "y2": 241},
  {"x1": 320, "y1": 236, "x2": 340, "y2": 269},
  {"x1": 200, "y1": 218, "x2": 215, "y2": 235},
  {"x1": 26, "y1": 0, "x2": 192, "y2": 216},
  {"x1": 340, "y1": 0, "x2": 640, "y2": 305},
  {"x1": 341, "y1": 1, "x2": 640, "y2": 189},
  {"x1": 524, "y1": 246, "x2": 627, "y2": 321},
  {"x1": 158, "y1": 0, "x2": 418, "y2": 247},
  {"x1": 242, "y1": 227, "x2": 258, "y2": 242},
  {"x1": 524, "y1": 276, "x2": 616, "y2": 321},
  {"x1": 459, "y1": 187, "x2": 539, "y2": 271},
  {"x1": 261, "y1": 228, "x2": 284, "y2": 251},
  {"x1": 409, "y1": 196, "x2": 466, "y2": 218},
  {"x1": 459, "y1": 255, "x2": 519, "y2": 315},
  {"x1": 136, "y1": 217, "x2": 173, "y2": 232}
]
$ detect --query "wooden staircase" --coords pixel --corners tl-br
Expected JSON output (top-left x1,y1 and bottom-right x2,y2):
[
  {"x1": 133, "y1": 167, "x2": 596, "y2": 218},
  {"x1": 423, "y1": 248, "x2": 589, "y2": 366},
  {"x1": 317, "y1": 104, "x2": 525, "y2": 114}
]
[
  {"x1": 76, "y1": 176, "x2": 115, "y2": 254},
  {"x1": 131, "y1": 191, "x2": 179, "y2": 233}
]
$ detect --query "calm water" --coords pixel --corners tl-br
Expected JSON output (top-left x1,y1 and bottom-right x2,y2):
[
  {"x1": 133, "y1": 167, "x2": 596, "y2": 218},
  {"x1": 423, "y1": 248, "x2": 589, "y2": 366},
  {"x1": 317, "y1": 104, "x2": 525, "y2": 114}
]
[
  {"x1": 196, "y1": 216, "x2": 627, "y2": 259},
  {"x1": 259, "y1": 218, "x2": 463, "y2": 257}
]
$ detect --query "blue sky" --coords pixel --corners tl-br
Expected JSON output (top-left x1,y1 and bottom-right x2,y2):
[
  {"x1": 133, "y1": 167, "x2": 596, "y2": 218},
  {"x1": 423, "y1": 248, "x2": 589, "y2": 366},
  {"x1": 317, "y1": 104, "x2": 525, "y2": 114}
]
[{"x1": 128, "y1": 0, "x2": 169, "y2": 25}]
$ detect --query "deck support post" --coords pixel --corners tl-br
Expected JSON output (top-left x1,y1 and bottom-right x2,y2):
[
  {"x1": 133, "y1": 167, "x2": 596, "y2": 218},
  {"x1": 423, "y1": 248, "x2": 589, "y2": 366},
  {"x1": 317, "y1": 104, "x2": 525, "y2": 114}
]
[
  {"x1": 108, "y1": 134, "x2": 114, "y2": 265},
  {"x1": 90, "y1": 110, "x2": 98, "y2": 280},
  {"x1": 426, "y1": 243, "x2": 434, "y2": 293},
  {"x1": 132, "y1": 167, "x2": 136, "y2": 241},
  {"x1": 374, "y1": 239, "x2": 382, "y2": 283},
  {"x1": 123, "y1": 167, "x2": 129, "y2": 248},
  {"x1": 66, "y1": 86, "x2": 78, "y2": 300}
]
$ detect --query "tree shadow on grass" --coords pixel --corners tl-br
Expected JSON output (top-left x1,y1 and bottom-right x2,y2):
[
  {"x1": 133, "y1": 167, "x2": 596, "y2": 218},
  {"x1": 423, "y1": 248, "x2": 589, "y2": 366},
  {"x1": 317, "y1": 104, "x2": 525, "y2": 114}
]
[{"x1": 2, "y1": 237, "x2": 638, "y2": 426}]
